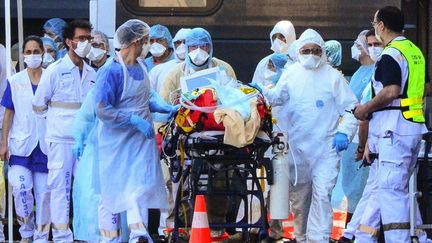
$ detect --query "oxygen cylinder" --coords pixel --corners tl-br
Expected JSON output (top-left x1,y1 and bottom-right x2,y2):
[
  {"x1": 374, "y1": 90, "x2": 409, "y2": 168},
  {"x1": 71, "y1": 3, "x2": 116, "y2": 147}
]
[{"x1": 270, "y1": 132, "x2": 290, "y2": 219}]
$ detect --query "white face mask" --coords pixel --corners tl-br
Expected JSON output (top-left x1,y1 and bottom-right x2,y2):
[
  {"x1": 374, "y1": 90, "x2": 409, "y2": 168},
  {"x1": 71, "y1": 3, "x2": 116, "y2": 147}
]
[
  {"x1": 42, "y1": 53, "x2": 55, "y2": 68},
  {"x1": 24, "y1": 54, "x2": 43, "y2": 69},
  {"x1": 271, "y1": 38, "x2": 289, "y2": 54},
  {"x1": 188, "y1": 48, "x2": 209, "y2": 66},
  {"x1": 264, "y1": 68, "x2": 276, "y2": 81},
  {"x1": 87, "y1": 47, "x2": 106, "y2": 62},
  {"x1": 368, "y1": 46, "x2": 383, "y2": 62},
  {"x1": 149, "y1": 42, "x2": 167, "y2": 57},
  {"x1": 175, "y1": 43, "x2": 187, "y2": 60},
  {"x1": 351, "y1": 44, "x2": 361, "y2": 61},
  {"x1": 298, "y1": 54, "x2": 322, "y2": 69},
  {"x1": 74, "y1": 40, "x2": 91, "y2": 58},
  {"x1": 141, "y1": 43, "x2": 151, "y2": 58}
]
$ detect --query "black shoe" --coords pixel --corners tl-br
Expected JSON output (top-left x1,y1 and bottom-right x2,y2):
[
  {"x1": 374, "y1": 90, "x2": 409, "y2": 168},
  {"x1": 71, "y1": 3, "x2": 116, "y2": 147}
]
[
  {"x1": 153, "y1": 235, "x2": 167, "y2": 243},
  {"x1": 337, "y1": 236, "x2": 354, "y2": 243},
  {"x1": 137, "y1": 236, "x2": 149, "y2": 243}
]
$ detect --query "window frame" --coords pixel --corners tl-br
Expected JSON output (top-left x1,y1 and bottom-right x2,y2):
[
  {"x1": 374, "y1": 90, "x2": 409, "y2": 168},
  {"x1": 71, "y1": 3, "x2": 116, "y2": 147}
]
[{"x1": 120, "y1": 0, "x2": 223, "y2": 16}]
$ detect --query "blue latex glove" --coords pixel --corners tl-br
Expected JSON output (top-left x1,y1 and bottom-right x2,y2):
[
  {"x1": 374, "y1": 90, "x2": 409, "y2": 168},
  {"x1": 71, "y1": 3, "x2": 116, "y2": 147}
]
[
  {"x1": 130, "y1": 114, "x2": 155, "y2": 138},
  {"x1": 249, "y1": 82, "x2": 263, "y2": 93},
  {"x1": 149, "y1": 91, "x2": 172, "y2": 113},
  {"x1": 332, "y1": 132, "x2": 349, "y2": 153},
  {"x1": 72, "y1": 134, "x2": 84, "y2": 158},
  {"x1": 168, "y1": 104, "x2": 181, "y2": 120}
]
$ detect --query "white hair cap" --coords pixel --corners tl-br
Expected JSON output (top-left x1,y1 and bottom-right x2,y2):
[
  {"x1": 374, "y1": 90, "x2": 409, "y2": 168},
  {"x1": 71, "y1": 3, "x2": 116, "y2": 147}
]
[{"x1": 113, "y1": 19, "x2": 150, "y2": 49}]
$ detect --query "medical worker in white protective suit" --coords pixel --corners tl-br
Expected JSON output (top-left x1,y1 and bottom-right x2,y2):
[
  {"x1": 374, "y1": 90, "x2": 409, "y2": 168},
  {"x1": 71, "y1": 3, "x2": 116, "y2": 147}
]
[
  {"x1": 257, "y1": 29, "x2": 358, "y2": 243},
  {"x1": 33, "y1": 19, "x2": 96, "y2": 241},
  {"x1": 337, "y1": 29, "x2": 382, "y2": 243},
  {"x1": 251, "y1": 20, "x2": 296, "y2": 84},
  {"x1": 0, "y1": 36, "x2": 50, "y2": 242},
  {"x1": 94, "y1": 19, "x2": 178, "y2": 242},
  {"x1": 354, "y1": 6, "x2": 430, "y2": 243},
  {"x1": 256, "y1": 53, "x2": 290, "y2": 241},
  {"x1": 149, "y1": 28, "x2": 191, "y2": 93}
]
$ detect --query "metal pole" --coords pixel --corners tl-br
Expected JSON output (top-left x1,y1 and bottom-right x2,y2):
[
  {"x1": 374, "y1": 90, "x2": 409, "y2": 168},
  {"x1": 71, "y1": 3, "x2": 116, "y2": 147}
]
[
  {"x1": 17, "y1": 0, "x2": 24, "y2": 71},
  {"x1": 5, "y1": 0, "x2": 14, "y2": 241},
  {"x1": 5, "y1": 1, "x2": 14, "y2": 242}
]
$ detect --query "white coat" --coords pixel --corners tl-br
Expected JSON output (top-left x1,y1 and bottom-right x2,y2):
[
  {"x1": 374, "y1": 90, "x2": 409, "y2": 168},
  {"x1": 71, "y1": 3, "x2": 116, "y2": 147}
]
[
  {"x1": 8, "y1": 69, "x2": 47, "y2": 156},
  {"x1": 32, "y1": 54, "x2": 96, "y2": 144}
]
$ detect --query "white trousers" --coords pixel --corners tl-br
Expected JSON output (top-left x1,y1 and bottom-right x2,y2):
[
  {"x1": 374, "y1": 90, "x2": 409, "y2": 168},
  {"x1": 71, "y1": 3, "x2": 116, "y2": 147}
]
[
  {"x1": 99, "y1": 201, "x2": 151, "y2": 243},
  {"x1": 354, "y1": 133, "x2": 423, "y2": 243},
  {"x1": 342, "y1": 160, "x2": 378, "y2": 240},
  {"x1": 290, "y1": 151, "x2": 340, "y2": 243},
  {"x1": 8, "y1": 165, "x2": 50, "y2": 242},
  {"x1": 47, "y1": 142, "x2": 74, "y2": 242}
]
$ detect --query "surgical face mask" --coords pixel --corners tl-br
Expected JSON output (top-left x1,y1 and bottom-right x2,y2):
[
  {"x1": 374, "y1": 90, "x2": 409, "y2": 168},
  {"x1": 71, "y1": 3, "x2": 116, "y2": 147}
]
[
  {"x1": 368, "y1": 46, "x2": 383, "y2": 62},
  {"x1": 73, "y1": 40, "x2": 91, "y2": 58},
  {"x1": 24, "y1": 54, "x2": 43, "y2": 69},
  {"x1": 264, "y1": 68, "x2": 277, "y2": 81},
  {"x1": 87, "y1": 47, "x2": 106, "y2": 62},
  {"x1": 351, "y1": 44, "x2": 361, "y2": 61},
  {"x1": 42, "y1": 53, "x2": 55, "y2": 68},
  {"x1": 141, "y1": 43, "x2": 151, "y2": 58},
  {"x1": 271, "y1": 38, "x2": 289, "y2": 54},
  {"x1": 150, "y1": 42, "x2": 167, "y2": 57},
  {"x1": 298, "y1": 54, "x2": 322, "y2": 69},
  {"x1": 175, "y1": 43, "x2": 187, "y2": 60},
  {"x1": 188, "y1": 48, "x2": 209, "y2": 66}
]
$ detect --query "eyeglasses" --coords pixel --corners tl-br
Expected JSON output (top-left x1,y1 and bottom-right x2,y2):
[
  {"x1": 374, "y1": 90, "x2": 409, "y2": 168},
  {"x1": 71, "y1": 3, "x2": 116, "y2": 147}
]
[
  {"x1": 299, "y1": 48, "x2": 322, "y2": 56},
  {"x1": 73, "y1": 35, "x2": 93, "y2": 42},
  {"x1": 92, "y1": 42, "x2": 106, "y2": 48},
  {"x1": 189, "y1": 45, "x2": 210, "y2": 51},
  {"x1": 150, "y1": 38, "x2": 166, "y2": 44}
]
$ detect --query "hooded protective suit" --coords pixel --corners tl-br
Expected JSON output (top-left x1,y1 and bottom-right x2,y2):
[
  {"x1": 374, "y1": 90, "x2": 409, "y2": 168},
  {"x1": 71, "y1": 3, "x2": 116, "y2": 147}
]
[
  {"x1": 251, "y1": 20, "x2": 296, "y2": 84},
  {"x1": 263, "y1": 29, "x2": 358, "y2": 243}
]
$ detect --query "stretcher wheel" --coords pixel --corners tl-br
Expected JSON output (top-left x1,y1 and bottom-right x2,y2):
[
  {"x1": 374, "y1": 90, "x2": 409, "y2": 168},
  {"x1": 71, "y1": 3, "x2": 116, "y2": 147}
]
[
  {"x1": 170, "y1": 159, "x2": 182, "y2": 183},
  {"x1": 258, "y1": 229, "x2": 269, "y2": 242}
]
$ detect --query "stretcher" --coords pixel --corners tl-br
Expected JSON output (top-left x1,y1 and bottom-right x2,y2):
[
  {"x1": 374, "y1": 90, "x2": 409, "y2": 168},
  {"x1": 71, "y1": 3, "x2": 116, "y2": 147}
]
[
  {"x1": 163, "y1": 129, "x2": 274, "y2": 243},
  {"x1": 410, "y1": 132, "x2": 432, "y2": 242}
]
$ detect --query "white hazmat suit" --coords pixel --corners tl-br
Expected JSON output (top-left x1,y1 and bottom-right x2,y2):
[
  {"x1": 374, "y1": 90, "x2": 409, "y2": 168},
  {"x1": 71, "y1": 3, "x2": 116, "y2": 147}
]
[
  {"x1": 251, "y1": 20, "x2": 296, "y2": 84},
  {"x1": 263, "y1": 29, "x2": 358, "y2": 243}
]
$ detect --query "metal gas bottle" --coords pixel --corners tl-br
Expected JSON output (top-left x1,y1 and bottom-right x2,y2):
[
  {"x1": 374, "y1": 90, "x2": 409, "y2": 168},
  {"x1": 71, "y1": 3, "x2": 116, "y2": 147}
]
[{"x1": 269, "y1": 132, "x2": 290, "y2": 219}]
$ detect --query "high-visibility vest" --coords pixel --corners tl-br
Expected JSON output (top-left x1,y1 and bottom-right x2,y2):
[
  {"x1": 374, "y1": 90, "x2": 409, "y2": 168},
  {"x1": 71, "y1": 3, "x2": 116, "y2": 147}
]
[{"x1": 372, "y1": 39, "x2": 426, "y2": 123}]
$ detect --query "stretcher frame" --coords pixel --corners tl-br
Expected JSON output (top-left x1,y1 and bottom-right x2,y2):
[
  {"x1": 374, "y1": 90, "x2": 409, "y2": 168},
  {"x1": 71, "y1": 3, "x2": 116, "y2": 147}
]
[
  {"x1": 168, "y1": 131, "x2": 273, "y2": 243},
  {"x1": 410, "y1": 132, "x2": 432, "y2": 242}
]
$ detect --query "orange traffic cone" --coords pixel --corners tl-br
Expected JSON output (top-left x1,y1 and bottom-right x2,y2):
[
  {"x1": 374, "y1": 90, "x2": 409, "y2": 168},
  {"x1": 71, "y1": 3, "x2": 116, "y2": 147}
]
[
  {"x1": 331, "y1": 210, "x2": 348, "y2": 240},
  {"x1": 190, "y1": 195, "x2": 211, "y2": 243}
]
